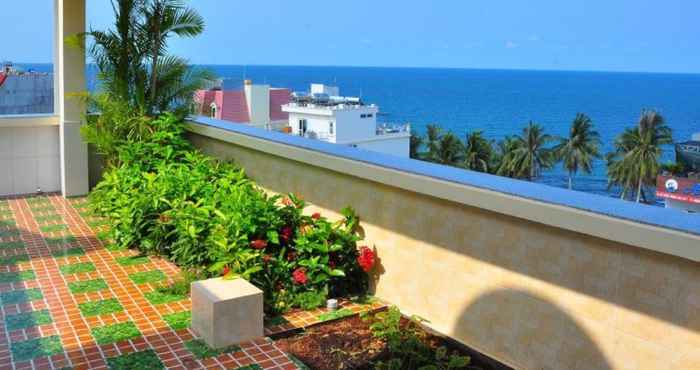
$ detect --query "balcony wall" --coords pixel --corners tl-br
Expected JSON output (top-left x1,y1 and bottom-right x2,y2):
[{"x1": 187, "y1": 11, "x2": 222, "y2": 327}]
[
  {"x1": 0, "y1": 115, "x2": 61, "y2": 196},
  {"x1": 186, "y1": 118, "x2": 700, "y2": 370}
]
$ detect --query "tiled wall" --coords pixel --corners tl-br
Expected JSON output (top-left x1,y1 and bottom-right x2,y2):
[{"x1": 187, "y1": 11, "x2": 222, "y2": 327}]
[
  {"x1": 0, "y1": 126, "x2": 60, "y2": 196},
  {"x1": 189, "y1": 132, "x2": 700, "y2": 370}
]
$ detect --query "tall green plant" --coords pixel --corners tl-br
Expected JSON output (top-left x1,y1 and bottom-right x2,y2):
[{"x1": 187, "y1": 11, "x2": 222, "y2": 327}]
[
  {"x1": 410, "y1": 133, "x2": 424, "y2": 159},
  {"x1": 553, "y1": 113, "x2": 601, "y2": 189},
  {"x1": 462, "y1": 131, "x2": 493, "y2": 173},
  {"x1": 606, "y1": 110, "x2": 673, "y2": 202},
  {"x1": 435, "y1": 132, "x2": 464, "y2": 165},
  {"x1": 78, "y1": 0, "x2": 211, "y2": 117},
  {"x1": 500, "y1": 121, "x2": 554, "y2": 180},
  {"x1": 494, "y1": 136, "x2": 520, "y2": 177},
  {"x1": 425, "y1": 124, "x2": 442, "y2": 162}
]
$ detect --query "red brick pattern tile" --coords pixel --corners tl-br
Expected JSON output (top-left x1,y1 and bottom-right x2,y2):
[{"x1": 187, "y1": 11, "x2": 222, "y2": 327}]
[
  {"x1": 0, "y1": 194, "x2": 298, "y2": 370},
  {"x1": 264, "y1": 299, "x2": 387, "y2": 337}
]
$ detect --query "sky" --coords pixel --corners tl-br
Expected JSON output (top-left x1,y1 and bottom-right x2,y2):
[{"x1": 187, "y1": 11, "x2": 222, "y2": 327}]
[{"x1": 1, "y1": 0, "x2": 699, "y2": 73}]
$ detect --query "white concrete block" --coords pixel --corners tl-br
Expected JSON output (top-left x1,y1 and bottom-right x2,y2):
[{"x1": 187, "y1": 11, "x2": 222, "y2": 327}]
[{"x1": 191, "y1": 277, "x2": 264, "y2": 349}]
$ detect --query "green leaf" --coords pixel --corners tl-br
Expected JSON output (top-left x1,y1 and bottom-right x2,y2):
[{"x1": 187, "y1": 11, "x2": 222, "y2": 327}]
[
  {"x1": 266, "y1": 230, "x2": 279, "y2": 244},
  {"x1": 328, "y1": 269, "x2": 346, "y2": 277}
]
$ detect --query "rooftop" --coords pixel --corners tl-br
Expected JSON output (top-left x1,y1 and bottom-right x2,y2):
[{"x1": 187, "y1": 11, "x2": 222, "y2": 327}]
[{"x1": 0, "y1": 194, "x2": 383, "y2": 369}]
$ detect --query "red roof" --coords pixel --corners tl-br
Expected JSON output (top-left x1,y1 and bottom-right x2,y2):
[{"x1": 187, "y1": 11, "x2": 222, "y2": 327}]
[{"x1": 0, "y1": 73, "x2": 7, "y2": 88}]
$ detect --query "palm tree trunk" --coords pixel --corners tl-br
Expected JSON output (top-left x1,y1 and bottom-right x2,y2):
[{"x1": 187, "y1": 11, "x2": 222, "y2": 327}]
[
  {"x1": 621, "y1": 179, "x2": 631, "y2": 200},
  {"x1": 568, "y1": 171, "x2": 573, "y2": 190},
  {"x1": 635, "y1": 178, "x2": 643, "y2": 203},
  {"x1": 148, "y1": 3, "x2": 163, "y2": 112}
]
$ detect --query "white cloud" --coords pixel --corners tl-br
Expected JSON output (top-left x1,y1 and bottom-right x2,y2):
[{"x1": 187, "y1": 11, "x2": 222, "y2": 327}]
[
  {"x1": 527, "y1": 35, "x2": 540, "y2": 42},
  {"x1": 505, "y1": 41, "x2": 519, "y2": 49}
]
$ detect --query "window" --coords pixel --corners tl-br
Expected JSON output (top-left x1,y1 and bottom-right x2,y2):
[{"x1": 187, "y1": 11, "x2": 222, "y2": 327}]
[
  {"x1": 298, "y1": 119, "x2": 307, "y2": 135},
  {"x1": 329, "y1": 121, "x2": 334, "y2": 135},
  {"x1": 209, "y1": 103, "x2": 217, "y2": 118},
  {"x1": 366, "y1": 113, "x2": 373, "y2": 118}
]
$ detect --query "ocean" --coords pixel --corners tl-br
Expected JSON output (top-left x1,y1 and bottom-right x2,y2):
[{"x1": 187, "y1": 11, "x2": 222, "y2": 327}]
[{"x1": 24, "y1": 63, "x2": 700, "y2": 197}]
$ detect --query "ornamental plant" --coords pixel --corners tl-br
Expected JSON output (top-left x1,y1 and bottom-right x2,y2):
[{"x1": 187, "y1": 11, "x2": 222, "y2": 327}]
[{"x1": 89, "y1": 114, "x2": 371, "y2": 314}]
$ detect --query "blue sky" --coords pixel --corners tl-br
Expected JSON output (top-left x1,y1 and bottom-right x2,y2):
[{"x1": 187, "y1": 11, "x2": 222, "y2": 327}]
[{"x1": 2, "y1": 0, "x2": 699, "y2": 73}]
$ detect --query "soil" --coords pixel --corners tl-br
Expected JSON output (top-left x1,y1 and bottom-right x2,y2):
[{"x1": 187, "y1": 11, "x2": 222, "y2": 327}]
[{"x1": 275, "y1": 315, "x2": 513, "y2": 370}]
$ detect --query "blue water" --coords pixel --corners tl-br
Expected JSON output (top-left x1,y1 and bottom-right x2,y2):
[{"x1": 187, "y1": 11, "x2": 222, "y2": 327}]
[
  {"x1": 202, "y1": 65, "x2": 700, "y2": 197},
  {"x1": 24, "y1": 63, "x2": 700, "y2": 197}
]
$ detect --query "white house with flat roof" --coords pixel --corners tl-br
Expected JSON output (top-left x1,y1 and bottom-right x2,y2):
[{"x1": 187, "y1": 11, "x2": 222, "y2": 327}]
[{"x1": 282, "y1": 84, "x2": 410, "y2": 157}]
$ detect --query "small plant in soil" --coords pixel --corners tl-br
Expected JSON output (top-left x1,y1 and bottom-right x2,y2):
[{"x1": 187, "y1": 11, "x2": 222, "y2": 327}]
[{"x1": 363, "y1": 307, "x2": 471, "y2": 370}]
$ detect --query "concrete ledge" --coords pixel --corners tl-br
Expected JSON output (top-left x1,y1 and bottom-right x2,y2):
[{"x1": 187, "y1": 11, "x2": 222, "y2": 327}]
[
  {"x1": 0, "y1": 114, "x2": 59, "y2": 128},
  {"x1": 186, "y1": 117, "x2": 700, "y2": 262},
  {"x1": 191, "y1": 278, "x2": 264, "y2": 348}
]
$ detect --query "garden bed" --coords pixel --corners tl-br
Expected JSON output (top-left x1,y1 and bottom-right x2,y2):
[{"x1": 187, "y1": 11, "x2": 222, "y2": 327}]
[{"x1": 275, "y1": 311, "x2": 512, "y2": 370}]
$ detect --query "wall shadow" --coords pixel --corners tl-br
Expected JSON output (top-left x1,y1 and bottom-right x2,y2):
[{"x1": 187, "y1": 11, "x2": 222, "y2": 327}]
[{"x1": 455, "y1": 289, "x2": 613, "y2": 370}]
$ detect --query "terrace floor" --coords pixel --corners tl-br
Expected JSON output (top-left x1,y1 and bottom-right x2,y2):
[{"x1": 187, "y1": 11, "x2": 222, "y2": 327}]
[{"x1": 0, "y1": 194, "x2": 383, "y2": 370}]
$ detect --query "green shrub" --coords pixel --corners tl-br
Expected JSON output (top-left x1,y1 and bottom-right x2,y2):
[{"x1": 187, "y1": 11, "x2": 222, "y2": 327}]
[
  {"x1": 89, "y1": 114, "x2": 372, "y2": 314},
  {"x1": 363, "y1": 307, "x2": 471, "y2": 370}
]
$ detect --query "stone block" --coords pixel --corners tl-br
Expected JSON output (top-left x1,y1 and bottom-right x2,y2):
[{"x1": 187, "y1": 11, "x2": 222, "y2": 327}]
[{"x1": 191, "y1": 277, "x2": 263, "y2": 348}]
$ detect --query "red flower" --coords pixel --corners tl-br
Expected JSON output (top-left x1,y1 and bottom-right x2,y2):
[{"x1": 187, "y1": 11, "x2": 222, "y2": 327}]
[
  {"x1": 357, "y1": 246, "x2": 376, "y2": 272},
  {"x1": 222, "y1": 266, "x2": 231, "y2": 276},
  {"x1": 311, "y1": 212, "x2": 321, "y2": 220},
  {"x1": 282, "y1": 197, "x2": 293, "y2": 207},
  {"x1": 292, "y1": 268, "x2": 308, "y2": 285},
  {"x1": 263, "y1": 254, "x2": 272, "y2": 264},
  {"x1": 280, "y1": 226, "x2": 293, "y2": 242},
  {"x1": 250, "y1": 239, "x2": 268, "y2": 249}
]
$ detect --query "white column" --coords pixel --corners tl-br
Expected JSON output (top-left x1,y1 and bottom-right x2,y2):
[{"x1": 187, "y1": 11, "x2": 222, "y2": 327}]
[{"x1": 54, "y1": 0, "x2": 89, "y2": 197}]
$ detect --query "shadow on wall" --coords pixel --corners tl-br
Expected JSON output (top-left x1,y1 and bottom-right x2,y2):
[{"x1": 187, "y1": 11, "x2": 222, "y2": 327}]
[{"x1": 455, "y1": 288, "x2": 612, "y2": 370}]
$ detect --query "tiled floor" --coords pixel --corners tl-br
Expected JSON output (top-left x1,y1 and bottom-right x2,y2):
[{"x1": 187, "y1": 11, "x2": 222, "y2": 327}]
[
  {"x1": 0, "y1": 194, "x2": 387, "y2": 370},
  {"x1": 0, "y1": 195, "x2": 300, "y2": 370},
  {"x1": 264, "y1": 299, "x2": 386, "y2": 337}
]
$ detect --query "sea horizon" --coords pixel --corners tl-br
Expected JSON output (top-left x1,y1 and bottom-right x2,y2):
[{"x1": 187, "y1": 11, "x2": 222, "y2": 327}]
[{"x1": 14, "y1": 61, "x2": 700, "y2": 76}]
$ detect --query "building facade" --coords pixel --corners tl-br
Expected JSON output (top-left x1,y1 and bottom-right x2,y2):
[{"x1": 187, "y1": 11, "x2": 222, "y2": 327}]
[
  {"x1": 282, "y1": 84, "x2": 410, "y2": 157},
  {"x1": 194, "y1": 80, "x2": 290, "y2": 130}
]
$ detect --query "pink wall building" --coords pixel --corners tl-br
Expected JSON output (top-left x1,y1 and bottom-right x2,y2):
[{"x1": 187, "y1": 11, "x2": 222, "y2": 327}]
[{"x1": 194, "y1": 80, "x2": 291, "y2": 130}]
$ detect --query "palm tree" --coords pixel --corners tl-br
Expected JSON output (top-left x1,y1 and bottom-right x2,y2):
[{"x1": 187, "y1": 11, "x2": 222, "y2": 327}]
[
  {"x1": 80, "y1": 0, "x2": 210, "y2": 116},
  {"x1": 501, "y1": 122, "x2": 554, "y2": 180},
  {"x1": 143, "y1": 0, "x2": 205, "y2": 110},
  {"x1": 462, "y1": 131, "x2": 493, "y2": 172},
  {"x1": 409, "y1": 133, "x2": 424, "y2": 159},
  {"x1": 435, "y1": 132, "x2": 464, "y2": 165},
  {"x1": 425, "y1": 124, "x2": 442, "y2": 162},
  {"x1": 607, "y1": 110, "x2": 673, "y2": 202},
  {"x1": 606, "y1": 151, "x2": 635, "y2": 200},
  {"x1": 553, "y1": 113, "x2": 601, "y2": 189},
  {"x1": 494, "y1": 136, "x2": 521, "y2": 177}
]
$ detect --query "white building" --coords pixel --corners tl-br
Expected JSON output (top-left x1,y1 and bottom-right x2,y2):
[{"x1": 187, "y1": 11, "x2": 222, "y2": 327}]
[{"x1": 282, "y1": 84, "x2": 410, "y2": 157}]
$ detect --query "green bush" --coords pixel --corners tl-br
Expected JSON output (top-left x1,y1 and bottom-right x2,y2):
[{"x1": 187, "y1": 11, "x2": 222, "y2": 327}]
[
  {"x1": 89, "y1": 114, "x2": 371, "y2": 313},
  {"x1": 363, "y1": 307, "x2": 471, "y2": 370}
]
